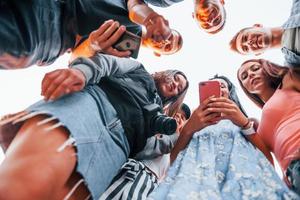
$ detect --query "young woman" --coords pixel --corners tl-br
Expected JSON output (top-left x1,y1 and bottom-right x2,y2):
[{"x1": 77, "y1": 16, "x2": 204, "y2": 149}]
[
  {"x1": 0, "y1": 54, "x2": 188, "y2": 199},
  {"x1": 237, "y1": 58, "x2": 300, "y2": 195},
  {"x1": 148, "y1": 75, "x2": 296, "y2": 199}
]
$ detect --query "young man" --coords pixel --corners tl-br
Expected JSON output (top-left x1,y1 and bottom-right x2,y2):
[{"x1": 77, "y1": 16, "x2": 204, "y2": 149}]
[
  {"x1": 193, "y1": 0, "x2": 226, "y2": 34},
  {"x1": 229, "y1": 0, "x2": 300, "y2": 68},
  {"x1": 229, "y1": 24, "x2": 283, "y2": 56},
  {"x1": 100, "y1": 103, "x2": 191, "y2": 200},
  {"x1": 0, "y1": 0, "x2": 177, "y2": 69}
]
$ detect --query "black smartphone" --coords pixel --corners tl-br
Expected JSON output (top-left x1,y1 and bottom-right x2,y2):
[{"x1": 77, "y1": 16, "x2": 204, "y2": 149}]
[{"x1": 113, "y1": 30, "x2": 141, "y2": 59}]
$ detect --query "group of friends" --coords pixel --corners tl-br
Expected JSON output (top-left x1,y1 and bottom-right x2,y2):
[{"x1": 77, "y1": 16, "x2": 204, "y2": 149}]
[{"x1": 0, "y1": 0, "x2": 299, "y2": 199}]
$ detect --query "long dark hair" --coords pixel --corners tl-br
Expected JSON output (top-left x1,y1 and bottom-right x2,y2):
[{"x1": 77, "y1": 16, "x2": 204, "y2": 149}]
[
  {"x1": 153, "y1": 70, "x2": 189, "y2": 116},
  {"x1": 210, "y1": 74, "x2": 248, "y2": 117},
  {"x1": 237, "y1": 59, "x2": 288, "y2": 108}
]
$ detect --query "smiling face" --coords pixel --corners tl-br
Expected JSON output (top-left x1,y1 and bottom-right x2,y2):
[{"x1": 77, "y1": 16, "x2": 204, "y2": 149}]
[
  {"x1": 158, "y1": 73, "x2": 187, "y2": 99},
  {"x1": 144, "y1": 30, "x2": 183, "y2": 55},
  {"x1": 194, "y1": 0, "x2": 225, "y2": 34},
  {"x1": 235, "y1": 26, "x2": 272, "y2": 55},
  {"x1": 238, "y1": 61, "x2": 270, "y2": 95}
]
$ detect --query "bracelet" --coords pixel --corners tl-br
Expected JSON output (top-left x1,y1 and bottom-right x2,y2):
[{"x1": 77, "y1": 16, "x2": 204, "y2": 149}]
[
  {"x1": 241, "y1": 121, "x2": 256, "y2": 136},
  {"x1": 241, "y1": 118, "x2": 250, "y2": 129}
]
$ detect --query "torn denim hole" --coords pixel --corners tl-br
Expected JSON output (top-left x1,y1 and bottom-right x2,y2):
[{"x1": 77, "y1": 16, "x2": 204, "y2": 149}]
[
  {"x1": 57, "y1": 136, "x2": 76, "y2": 153},
  {"x1": 84, "y1": 194, "x2": 91, "y2": 200},
  {"x1": 0, "y1": 111, "x2": 28, "y2": 126},
  {"x1": 44, "y1": 121, "x2": 64, "y2": 132},
  {"x1": 37, "y1": 116, "x2": 57, "y2": 126},
  {"x1": 63, "y1": 179, "x2": 85, "y2": 200},
  {"x1": 12, "y1": 111, "x2": 45, "y2": 124},
  {"x1": 71, "y1": 153, "x2": 78, "y2": 157}
]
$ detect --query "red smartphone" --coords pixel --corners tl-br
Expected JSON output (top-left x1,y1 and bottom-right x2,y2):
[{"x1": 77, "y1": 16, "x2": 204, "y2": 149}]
[
  {"x1": 199, "y1": 80, "x2": 221, "y2": 104},
  {"x1": 199, "y1": 80, "x2": 221, "y2": 121}
]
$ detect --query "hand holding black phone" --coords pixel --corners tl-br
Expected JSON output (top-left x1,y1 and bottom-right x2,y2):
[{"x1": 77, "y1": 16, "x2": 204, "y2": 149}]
[{"x1": 113, "y1": 31, "x2": 141, "y2": 59}]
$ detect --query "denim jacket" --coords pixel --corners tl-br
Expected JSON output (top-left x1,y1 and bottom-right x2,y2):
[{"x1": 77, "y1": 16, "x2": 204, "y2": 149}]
[
  {"x1": 144, "y1": 0, "x2": 184, "y2": 7},
  {"x1": 281, "y1": 0, "x2": 300, "y2": 68}
]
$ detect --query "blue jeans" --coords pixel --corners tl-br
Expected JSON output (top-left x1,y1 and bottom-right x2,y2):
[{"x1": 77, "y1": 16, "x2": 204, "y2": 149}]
[
  {"x1": 287, "y1": 159, "x2": 300, "y2": 195},
  {"x1": 0, "y1": 85, "x2": 130, "y2": 199}
]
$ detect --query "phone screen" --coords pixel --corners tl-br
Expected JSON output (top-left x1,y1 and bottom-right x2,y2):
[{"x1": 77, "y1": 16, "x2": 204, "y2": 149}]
[
  {"x1": 199, "y1": 81, "x2": 221, "y2": 104},
  {"x1": 113, "y1": 31, "x2": 141, "y2": 59}
]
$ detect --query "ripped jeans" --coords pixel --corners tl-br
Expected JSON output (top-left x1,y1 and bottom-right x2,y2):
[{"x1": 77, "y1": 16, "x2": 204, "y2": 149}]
[{"x1": 0, "y1": 85, "x2": 130, "y2": 199}]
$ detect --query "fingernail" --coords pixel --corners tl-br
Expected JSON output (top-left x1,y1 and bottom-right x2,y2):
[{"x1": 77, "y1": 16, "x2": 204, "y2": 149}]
[
  {"x1": 114, "y1": 21, "x2": 120, "y2": 27},
  {"x1": 120, "y1": 25, "x2": 126, "y2": 31},
  {"x1": 106, "y1": 19, "x2": 113, "y2": 23}
]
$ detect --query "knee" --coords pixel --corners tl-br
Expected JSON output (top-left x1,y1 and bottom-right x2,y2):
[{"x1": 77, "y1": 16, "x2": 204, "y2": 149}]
[{"x1": 0, "y1": 164, "x2": 59, "y2": 199}]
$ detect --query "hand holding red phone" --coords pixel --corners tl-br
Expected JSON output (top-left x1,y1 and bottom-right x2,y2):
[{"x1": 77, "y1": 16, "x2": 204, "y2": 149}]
[
  {"x1": 206, "y1": 97, "x2": 249, "y2": 127},
  {"x1": 199, "y1": 80, "x2": 221, "y2": 121},
  {"x1": 183, "y1": 97, "x2": 220, "y2": 134}
]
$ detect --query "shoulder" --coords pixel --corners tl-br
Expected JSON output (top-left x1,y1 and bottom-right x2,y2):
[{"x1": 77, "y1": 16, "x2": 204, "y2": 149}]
[{"x1": 282, "y1": 70, "x2": 300, "y2": 92}]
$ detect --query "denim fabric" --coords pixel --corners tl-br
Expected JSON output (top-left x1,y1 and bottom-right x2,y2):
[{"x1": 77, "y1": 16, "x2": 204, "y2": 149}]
[
  {"x1": 149, "y1": 120, "x2": 298, "y2": 199},
  {"x1": 282, "y1": 46, "x2": 300, "y2": 68},
  {"x1": 281, "y1": 0, "x2": 300, "y2": 68},
  {"x1": 27, "y1": 85, "x2": 130, "y2": 199},
  {"x1": 69, "y1": 0, "x2": 142, "y2": 37},
  {"x1": 144, "y1": 0, "x2": 184, "y2": 7},
  {"x1": 287, "y1": 160, "x2": 300, "y2": 195},
  {"x1": 282, "y1": 0, "x2": 300, "y2": 29},
  {"x1": 0, "y1": 0, "x2": 68, "y2": 68}
]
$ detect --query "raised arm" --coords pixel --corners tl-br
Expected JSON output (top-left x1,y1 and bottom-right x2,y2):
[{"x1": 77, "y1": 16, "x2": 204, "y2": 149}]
[
  {"x1": 203, "y1": 97, "x2": 274, "y2": 165},
  {"x1": 127, "y1": 0, "x2": 171, "y2": 41},
  {"x1": 41, "y1": 54, "x2": 142, "y2": 100},
  {"x1": 70, "y1": 54, "x2": 142, "y2": 84},
  {"x1": 70, "y1": 20, "x2": 131, "y2": 62},
  {"x1": 170, "y1": 97, "x2": 220, "y2": 162},
  {"x1": 245, "y1": 132, "x2": 274, "y2": 165}
]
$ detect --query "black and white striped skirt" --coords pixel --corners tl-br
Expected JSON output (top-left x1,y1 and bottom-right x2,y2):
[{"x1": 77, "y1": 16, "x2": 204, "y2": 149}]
[{"x1": 100, "y1": 159, "x2": 158, "y2": 200}]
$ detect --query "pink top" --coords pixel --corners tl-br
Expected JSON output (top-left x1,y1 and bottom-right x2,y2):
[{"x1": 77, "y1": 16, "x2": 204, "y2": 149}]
[{"x1": 258, "y1": 88, "x2": 300, "y2": 174}]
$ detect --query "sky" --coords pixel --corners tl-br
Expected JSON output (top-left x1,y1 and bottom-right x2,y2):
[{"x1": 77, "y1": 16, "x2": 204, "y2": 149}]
[{"x1": 0, "y1": 0, "x2": 293, "y2": 167}]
